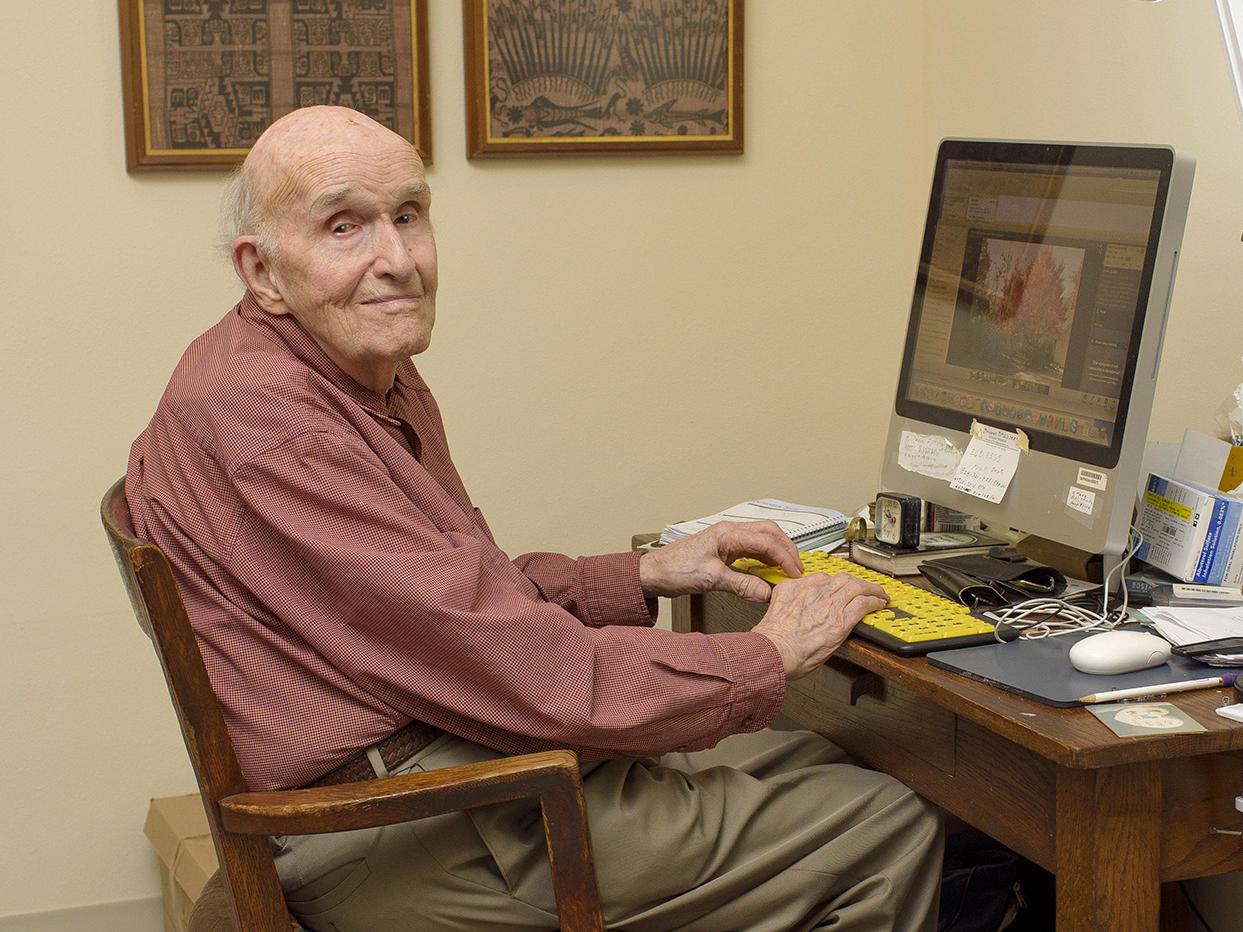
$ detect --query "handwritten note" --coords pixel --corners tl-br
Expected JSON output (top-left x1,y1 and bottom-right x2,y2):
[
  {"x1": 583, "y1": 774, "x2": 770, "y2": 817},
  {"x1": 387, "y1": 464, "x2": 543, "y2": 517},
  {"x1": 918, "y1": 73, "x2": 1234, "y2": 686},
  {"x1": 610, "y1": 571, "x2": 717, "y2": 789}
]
[
  {"x1": 949, "y1": 422, "x2": 1024, "y2": 503},
  {"x1": 1067, "y1": 486, "x2": 1096, "y2": 516},
  {"x1": 897, "y1": 431, "x2": 962, "y2": 481}
]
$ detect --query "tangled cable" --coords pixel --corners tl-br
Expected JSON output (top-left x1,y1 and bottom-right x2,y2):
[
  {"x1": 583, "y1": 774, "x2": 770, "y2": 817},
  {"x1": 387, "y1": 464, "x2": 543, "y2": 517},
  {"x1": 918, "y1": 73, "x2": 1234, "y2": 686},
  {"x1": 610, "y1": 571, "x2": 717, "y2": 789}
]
[{"x1": 991, "y1": 528, "x2": 1144, "y2": 642}]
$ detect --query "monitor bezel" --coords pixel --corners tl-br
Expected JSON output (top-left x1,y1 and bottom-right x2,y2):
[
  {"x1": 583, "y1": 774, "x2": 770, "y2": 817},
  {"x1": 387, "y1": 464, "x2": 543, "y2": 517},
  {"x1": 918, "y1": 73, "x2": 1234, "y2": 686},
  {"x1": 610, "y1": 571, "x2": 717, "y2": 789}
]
[{"x1": 893, "y1": 139, "x2": 1175, "y2": 470}]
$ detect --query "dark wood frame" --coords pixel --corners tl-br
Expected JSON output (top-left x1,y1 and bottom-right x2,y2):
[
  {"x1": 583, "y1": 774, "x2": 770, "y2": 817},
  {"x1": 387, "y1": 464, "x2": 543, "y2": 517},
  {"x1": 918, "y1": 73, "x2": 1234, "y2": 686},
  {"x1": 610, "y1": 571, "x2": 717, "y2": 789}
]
[
  {"x1": 118, "y1": 0, "x2": 432, "y2": 171},
  {"x1": 463, "y1": 0, "x2": 743, "y2": 158}
]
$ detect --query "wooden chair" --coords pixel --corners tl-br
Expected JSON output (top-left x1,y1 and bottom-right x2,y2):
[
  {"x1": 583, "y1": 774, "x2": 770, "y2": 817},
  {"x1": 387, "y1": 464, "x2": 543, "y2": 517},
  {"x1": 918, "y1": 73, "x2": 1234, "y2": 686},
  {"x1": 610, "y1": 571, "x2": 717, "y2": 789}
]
[{"x1": 101, "y1": 478, "x2": 605, "y2": 932}]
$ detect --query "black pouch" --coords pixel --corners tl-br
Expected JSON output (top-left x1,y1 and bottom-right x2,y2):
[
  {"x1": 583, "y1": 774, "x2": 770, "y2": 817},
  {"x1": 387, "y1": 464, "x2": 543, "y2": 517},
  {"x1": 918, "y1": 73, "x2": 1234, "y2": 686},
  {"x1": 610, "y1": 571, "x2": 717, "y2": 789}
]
[
  {"x1": 920, "y1": 551, "x2": 1066, "y2": 607},
  {"x1": 918, "y1": 561, "x2": 1014, "y2": 608}
]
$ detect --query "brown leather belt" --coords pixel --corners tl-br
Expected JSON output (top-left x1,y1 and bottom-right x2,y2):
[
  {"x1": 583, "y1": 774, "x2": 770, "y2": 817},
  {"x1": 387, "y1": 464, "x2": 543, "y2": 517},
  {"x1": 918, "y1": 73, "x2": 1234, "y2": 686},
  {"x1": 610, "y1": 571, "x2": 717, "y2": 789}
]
[{"x1": 307, "y1": 719, "x2": 445, "y2": 787}]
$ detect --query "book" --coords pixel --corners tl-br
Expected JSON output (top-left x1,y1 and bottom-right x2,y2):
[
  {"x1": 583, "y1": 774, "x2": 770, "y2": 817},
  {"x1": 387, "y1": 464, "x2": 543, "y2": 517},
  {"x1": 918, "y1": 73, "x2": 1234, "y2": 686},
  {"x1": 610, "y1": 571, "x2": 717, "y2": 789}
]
[
  {"x1": 848, "y1": 529, "x2": 1009, "y2": 576},
  {"x1": 660, "y1": 499, "x2": 849, "y2": 550}
]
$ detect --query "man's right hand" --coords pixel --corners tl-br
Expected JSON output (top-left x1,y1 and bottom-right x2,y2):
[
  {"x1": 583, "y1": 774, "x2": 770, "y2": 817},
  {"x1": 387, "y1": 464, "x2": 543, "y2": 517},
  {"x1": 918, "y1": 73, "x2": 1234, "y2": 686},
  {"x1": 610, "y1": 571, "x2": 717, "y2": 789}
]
[{"x1": 753, "y1": 573, "x2": 889, "y2": 681}]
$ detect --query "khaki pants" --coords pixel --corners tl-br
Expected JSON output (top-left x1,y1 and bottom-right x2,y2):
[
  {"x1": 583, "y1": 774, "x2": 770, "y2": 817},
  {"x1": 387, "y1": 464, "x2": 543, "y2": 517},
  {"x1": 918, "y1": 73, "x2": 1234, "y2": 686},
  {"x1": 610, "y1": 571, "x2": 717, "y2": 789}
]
[{"x1": 275, "y1": 729, "x2": 943, "y2": 931}]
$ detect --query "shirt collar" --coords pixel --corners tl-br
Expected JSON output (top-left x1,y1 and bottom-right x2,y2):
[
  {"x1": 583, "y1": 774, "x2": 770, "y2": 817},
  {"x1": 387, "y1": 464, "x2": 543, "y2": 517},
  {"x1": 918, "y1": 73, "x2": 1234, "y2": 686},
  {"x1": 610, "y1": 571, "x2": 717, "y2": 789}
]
[{"x1": 237, "y1": 291, "x2": 412, "y2": 418}]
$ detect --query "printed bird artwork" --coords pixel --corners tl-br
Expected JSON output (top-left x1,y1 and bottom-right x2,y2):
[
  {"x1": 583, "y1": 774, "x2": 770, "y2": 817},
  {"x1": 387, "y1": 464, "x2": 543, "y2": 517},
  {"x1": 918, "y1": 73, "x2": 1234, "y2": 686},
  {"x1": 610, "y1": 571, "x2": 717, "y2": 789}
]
[{"x1": 485, "y1": 0, "x2": 733, "y2": 141}]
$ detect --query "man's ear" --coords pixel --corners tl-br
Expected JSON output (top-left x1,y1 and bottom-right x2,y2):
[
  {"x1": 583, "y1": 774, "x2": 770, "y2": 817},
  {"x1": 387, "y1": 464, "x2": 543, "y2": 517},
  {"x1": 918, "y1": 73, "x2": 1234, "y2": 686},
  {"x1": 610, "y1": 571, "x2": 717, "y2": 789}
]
[{"x1": 232, "y1": 237, "x2": 287, "y2": 314}]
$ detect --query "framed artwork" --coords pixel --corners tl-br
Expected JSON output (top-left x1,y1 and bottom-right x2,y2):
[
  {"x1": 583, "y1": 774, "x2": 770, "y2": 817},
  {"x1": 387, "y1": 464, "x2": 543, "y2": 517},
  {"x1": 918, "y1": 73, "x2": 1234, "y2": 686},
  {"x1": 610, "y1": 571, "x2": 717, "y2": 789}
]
[
  {"x1": 463, "y1": 0, "x2": 743, "y2": 158},
  {"x1": 118, "y1": 0, "x2": 431, "y2": 171}
]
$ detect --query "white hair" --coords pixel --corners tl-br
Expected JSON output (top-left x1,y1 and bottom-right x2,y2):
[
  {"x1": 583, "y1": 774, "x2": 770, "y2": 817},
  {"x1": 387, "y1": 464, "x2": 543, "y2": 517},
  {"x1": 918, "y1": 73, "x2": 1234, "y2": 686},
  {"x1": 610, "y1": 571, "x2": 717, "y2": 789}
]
[{"x1": 218, "y1": 164, "x2": 278, "y2": 259}]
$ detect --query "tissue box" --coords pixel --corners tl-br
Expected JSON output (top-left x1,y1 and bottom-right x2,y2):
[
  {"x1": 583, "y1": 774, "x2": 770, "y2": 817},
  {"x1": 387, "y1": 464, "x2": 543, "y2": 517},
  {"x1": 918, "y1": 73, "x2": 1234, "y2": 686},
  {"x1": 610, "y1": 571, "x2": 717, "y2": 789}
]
[
  {"x1": 144, "y1": 794, "x2": 219, "y2": 932},
  {"x1": 1136, "y1": 474, "x2": 1243, "y2": 586}
]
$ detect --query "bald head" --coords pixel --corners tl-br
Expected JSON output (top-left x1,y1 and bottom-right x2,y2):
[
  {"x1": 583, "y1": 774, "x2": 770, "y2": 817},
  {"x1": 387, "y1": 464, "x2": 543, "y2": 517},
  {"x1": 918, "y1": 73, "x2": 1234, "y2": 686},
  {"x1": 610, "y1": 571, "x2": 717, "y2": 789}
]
[{"x1": 222, "y1": 107, "x2": 421, "y2": 256}]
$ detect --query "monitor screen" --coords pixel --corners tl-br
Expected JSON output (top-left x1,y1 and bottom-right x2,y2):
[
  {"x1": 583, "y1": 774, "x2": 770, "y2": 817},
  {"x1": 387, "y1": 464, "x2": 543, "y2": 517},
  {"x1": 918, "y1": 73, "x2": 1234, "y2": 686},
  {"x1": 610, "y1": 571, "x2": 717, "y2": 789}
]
[
  {"x1": 895, "y1": 142, "x2": 1173, "y2": 469},
  {"x1": 882, "y1": 139, "x2": 1194, "y2": 560}
]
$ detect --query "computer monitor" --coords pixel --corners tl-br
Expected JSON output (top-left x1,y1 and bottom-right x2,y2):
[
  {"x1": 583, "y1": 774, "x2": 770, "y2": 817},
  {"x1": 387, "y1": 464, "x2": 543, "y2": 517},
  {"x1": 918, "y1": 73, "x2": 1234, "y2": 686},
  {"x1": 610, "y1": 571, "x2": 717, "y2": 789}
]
[{"x1": 880, "y1": 139, "x2": 1195, "y2": 571}]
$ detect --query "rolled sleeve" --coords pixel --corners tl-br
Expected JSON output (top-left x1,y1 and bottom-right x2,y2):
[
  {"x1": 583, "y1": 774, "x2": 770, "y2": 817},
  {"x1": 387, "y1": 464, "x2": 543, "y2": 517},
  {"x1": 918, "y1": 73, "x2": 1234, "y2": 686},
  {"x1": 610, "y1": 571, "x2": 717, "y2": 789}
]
[
  {"x1": 648, "y1": 630, "x2": 786, "y2": 753},
  {"x1": 718, "y1": 631, "x2": 787, "y2": 735},
  {"x1": 578, "y1": 551, "x2": 657, "y2": 627},
  {"x1": 513, "y1": 549, "x2": 657, "y2": 628}
]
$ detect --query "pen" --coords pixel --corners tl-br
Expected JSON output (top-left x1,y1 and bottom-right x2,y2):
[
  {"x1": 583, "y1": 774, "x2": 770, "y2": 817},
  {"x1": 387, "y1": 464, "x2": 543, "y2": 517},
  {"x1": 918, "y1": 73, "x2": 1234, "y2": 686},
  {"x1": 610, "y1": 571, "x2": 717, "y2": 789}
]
[{"x1": 1078, "y1": 673, "x2": 1237, "y2": 704}]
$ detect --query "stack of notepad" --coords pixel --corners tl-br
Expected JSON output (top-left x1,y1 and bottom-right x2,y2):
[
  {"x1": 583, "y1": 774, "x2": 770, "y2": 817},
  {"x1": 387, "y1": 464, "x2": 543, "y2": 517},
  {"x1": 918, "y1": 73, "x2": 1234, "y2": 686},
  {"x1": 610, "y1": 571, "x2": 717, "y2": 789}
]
[{"x1": 660, "y1": 499, "x2": 849, "y2": 550}]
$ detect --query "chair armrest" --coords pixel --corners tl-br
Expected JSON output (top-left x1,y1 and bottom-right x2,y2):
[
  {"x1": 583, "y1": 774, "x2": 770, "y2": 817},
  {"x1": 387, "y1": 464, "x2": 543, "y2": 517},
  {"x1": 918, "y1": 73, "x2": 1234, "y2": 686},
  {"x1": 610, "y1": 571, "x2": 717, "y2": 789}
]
[
  {"x1": 219, "y1": 749, "x2": 583, "y2": 836},
  {"x1": 221, "y1": 748, "x2": 605, "y2": 931}
]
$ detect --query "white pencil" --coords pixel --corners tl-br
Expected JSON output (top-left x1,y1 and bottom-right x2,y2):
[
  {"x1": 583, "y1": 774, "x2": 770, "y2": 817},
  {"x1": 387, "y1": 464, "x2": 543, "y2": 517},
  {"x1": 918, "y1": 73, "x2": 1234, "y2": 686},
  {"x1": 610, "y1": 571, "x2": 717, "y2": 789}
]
[{"x1": 1078, "y1": 673, "x2": 1236, "y2": 704}]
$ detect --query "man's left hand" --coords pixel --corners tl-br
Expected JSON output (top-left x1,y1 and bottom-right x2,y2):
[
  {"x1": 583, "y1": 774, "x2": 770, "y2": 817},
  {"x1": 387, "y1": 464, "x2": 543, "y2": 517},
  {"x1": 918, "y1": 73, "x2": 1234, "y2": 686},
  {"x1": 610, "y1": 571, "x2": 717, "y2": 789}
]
[{"x1": 639, "y1": 521, "x2": 803, "y2": 602}]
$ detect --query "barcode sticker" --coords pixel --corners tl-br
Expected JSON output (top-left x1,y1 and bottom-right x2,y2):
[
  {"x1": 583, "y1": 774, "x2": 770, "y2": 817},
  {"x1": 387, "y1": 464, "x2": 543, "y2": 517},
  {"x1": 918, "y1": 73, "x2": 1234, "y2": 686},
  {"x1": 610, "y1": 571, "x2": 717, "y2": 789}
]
[{"x1": 1077, "y1": 468, "x2": 1108, "y2": 491}]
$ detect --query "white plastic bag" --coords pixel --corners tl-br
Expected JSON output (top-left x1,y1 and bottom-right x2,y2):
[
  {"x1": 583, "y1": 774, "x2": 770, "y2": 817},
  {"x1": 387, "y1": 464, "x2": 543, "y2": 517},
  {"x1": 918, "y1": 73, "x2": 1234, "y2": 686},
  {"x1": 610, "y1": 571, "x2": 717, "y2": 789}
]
[{"x1": 1218, "y1": 356, "x2": 1243, "y2": 445}]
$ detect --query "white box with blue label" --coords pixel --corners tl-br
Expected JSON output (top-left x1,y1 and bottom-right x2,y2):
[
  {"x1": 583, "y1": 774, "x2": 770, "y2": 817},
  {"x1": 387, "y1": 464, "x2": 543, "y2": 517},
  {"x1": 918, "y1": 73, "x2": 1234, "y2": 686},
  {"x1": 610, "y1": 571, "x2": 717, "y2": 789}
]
[{"x1": 1136, "y1": 474, "x2": 1243, "y2": 586}]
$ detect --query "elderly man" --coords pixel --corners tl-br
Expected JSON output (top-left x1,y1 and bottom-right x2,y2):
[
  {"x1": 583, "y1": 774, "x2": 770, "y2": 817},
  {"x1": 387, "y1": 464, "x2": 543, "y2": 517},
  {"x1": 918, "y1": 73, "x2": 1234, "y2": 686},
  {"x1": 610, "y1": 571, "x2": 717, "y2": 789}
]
[{"x1": 128, "y1": 106, "x2": 942, "y2": 930}]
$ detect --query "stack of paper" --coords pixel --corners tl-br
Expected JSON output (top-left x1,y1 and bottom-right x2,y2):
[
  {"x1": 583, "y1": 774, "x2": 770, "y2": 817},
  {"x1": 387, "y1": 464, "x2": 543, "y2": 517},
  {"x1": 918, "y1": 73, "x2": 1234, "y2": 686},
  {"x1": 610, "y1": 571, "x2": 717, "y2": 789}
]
[
  {"x1": 660, "y1": 499, "x2": 849, "y2": 550},
  {"x1": 1139, "y1": 605, "x2": 1243, "y2": 665}
]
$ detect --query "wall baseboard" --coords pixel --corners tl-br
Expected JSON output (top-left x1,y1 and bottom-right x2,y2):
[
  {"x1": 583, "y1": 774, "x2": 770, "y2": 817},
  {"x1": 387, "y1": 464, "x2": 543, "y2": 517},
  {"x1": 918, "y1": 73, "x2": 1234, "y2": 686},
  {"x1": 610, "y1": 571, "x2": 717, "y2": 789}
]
[{"x1": 0, "y1": 895, "x2": 163, "y2": 932}]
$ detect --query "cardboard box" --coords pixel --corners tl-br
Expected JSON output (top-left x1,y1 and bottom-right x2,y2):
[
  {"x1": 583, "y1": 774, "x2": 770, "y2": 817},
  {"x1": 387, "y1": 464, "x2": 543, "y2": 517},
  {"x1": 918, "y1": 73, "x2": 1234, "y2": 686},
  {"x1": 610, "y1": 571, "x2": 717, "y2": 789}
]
[
  {"x1": 1173, "y1": 428, "x2": 1243, "y2": 495},
  {"x1": 1015, "y1": 534, "x2": 1103, "y2": 583},
  {"x1": 144, "y1": 794, "x2": 219, "y2": 932},
  {"x1": 1136, "y1": 474, "x2": 1243, "y2": 586}
]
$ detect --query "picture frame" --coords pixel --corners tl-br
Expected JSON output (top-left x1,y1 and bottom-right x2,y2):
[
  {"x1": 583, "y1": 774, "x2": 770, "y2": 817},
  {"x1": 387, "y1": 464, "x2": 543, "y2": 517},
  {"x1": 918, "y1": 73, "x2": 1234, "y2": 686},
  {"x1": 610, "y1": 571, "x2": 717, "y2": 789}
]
[
  {"x1": 463, "y1": 0, "x2": 743, "y2": 158},
  {"x1": 118, "y1": 0, "x2": 431, "y2": 171}
]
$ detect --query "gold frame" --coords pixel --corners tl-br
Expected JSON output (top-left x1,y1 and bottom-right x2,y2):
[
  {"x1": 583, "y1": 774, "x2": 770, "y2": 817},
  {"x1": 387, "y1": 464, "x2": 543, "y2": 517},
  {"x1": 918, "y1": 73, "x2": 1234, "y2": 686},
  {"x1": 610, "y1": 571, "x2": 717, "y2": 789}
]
[
  {"x1": 118, "y1": 0, "x2": 431, "y2": 171},
  {"x1": 464, "y1": 0, "x2": 743, "y2": 158}
]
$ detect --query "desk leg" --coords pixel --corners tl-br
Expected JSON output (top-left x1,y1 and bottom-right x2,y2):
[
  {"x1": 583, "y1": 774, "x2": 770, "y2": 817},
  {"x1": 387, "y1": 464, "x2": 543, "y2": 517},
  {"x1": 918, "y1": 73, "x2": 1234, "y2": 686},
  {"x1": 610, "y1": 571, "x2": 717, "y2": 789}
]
[
  {"x1": 1159, "y1": 882, "x2": 1187, "y2": 932},
  {"x1": 670, "y1": 594, "x2": 696, "y2": 634},
  {"x1": 1055, "y1": 761, "x2": 1162, "y2": 931}
]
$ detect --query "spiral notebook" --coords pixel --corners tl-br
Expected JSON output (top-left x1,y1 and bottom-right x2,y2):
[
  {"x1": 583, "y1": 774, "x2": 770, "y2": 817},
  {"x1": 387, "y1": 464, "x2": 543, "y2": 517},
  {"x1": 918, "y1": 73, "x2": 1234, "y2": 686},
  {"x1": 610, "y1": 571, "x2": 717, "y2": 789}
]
[{"x1": 660, "y1": 499, "x2": 849, "y2": 550}]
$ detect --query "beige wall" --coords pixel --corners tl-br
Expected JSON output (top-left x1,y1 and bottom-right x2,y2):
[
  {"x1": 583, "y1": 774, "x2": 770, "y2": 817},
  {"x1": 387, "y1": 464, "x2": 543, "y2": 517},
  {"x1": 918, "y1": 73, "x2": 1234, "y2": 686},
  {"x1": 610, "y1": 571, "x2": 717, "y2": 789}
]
[
  {"x1": 3, "y1": 0, "x2": 1241, "y2": 921},
  {"x1": 0, "y1": 0, "x2": 924, "y2": 917}
]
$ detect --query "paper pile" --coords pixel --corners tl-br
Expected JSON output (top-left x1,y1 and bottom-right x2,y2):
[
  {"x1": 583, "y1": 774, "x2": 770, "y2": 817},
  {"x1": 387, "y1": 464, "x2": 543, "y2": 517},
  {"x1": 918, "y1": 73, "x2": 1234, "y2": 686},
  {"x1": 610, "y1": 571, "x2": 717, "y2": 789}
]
[{"x1": 1140, "y1": 605, "x2": 1243, "y2": 666}]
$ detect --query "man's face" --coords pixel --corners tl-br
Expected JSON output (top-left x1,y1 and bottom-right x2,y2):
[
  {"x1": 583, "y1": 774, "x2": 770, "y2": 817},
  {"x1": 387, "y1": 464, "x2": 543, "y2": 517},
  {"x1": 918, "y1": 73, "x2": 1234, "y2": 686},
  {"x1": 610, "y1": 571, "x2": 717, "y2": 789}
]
[{"x1": 262, "y1": 135, "x2": 438, "y2": 385}]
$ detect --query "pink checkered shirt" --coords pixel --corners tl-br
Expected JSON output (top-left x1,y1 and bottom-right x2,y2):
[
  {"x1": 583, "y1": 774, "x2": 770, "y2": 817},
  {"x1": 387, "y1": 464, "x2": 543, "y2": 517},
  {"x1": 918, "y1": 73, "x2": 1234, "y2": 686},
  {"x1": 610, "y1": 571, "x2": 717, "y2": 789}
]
[{"x1": 127, "y1": 294, "x2": 784, "y2": 790}]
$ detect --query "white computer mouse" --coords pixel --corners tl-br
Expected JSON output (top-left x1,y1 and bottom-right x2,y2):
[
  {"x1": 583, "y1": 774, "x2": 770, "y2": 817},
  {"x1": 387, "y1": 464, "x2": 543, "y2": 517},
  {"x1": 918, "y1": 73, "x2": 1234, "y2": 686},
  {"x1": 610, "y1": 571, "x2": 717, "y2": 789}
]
[{"x1": 1068, "y1": 630, "x2": 1172, "y2": 675}]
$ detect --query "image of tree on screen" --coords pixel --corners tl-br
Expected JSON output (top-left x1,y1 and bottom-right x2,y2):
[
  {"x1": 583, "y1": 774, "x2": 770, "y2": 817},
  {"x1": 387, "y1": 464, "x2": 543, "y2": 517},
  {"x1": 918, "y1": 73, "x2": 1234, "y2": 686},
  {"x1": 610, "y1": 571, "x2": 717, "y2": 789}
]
[{"x1": 947, "y1": 238, "x2": 1084, "y2": 386}]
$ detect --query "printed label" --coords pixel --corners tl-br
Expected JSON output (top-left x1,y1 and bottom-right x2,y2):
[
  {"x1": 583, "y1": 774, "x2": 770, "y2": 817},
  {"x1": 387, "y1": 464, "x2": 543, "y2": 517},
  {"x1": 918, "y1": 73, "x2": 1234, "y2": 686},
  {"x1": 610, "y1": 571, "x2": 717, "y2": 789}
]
[
  {"x1": 1143, "y1": 489, "x2": 1194, "y2": 521},
  {"x1": 970, "y1": 420, "x2": 1029, "y2": 452},
  {"x1": 1076, "y1": 467, "x2": 1107, "y2": 491}
]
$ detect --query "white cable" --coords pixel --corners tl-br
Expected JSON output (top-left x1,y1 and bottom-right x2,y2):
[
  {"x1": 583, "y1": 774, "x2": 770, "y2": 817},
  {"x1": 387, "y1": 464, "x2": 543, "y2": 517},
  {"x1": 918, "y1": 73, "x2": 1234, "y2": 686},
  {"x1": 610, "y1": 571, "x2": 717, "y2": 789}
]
[
  {"x1": 1100, "y1": 525, "x2": 1144, "y2": 621},
  {"x1": 991, "y1": 526, "x2": 1145, "y2": 641}
]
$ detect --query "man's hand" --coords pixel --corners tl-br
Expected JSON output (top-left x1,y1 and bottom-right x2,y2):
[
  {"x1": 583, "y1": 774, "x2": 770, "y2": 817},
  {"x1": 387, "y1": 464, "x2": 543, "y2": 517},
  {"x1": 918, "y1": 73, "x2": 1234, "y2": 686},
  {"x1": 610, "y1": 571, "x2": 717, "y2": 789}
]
[
  {"x1": 638, "y1": 521, "x2": 803, "y2": 602},
  {"x1": 753, "y1": 574, "x2": 889, "y2": 681}
]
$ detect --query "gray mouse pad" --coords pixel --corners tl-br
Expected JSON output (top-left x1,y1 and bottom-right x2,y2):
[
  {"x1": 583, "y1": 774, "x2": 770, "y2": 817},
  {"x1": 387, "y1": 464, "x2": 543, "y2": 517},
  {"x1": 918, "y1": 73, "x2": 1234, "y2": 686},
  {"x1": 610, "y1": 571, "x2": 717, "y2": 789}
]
[{"x1": 927, "y1": 629, "x2": 1240, "y2": 706}]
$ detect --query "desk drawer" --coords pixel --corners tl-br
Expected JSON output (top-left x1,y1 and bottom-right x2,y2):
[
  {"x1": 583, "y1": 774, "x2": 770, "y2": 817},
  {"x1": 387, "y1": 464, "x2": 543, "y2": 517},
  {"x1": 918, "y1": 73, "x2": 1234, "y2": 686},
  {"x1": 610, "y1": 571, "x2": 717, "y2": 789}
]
[
  {"x1": 697, "y1": 593, "x2": 956, "y2": 775},
  {"x1": 1160, "y1": 752, "x2": 1243, "y2": 880},
  {"x1": 698, "y1": 592, "x2": 1057, "y2": 866},
  {"x1": 782, "y1": 662, "x2": 957, "y2": 776}
]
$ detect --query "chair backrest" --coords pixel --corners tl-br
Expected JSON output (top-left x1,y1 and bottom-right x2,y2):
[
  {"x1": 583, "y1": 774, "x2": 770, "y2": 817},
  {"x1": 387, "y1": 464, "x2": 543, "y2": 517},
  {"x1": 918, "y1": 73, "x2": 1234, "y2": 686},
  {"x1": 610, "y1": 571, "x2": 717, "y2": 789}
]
[{"x1": 101, "y1": 478, "x2": 291, "y2": 931}]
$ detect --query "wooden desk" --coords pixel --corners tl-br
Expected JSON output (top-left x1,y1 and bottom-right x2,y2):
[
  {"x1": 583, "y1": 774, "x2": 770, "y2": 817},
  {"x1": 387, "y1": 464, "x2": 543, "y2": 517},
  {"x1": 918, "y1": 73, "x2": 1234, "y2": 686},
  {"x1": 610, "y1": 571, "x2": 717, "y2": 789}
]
[{"x1": 675, "y1": 590, "x2": 1243, "y2": 931}]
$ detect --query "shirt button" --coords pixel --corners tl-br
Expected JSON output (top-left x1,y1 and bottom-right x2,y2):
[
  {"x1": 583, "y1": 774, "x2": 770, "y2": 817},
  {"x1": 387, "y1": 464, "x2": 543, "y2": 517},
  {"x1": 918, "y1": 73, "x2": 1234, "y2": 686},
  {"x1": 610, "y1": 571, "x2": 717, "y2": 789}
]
[{"x1": 741, "y1": 716, "x2": 754, "y2": 729}]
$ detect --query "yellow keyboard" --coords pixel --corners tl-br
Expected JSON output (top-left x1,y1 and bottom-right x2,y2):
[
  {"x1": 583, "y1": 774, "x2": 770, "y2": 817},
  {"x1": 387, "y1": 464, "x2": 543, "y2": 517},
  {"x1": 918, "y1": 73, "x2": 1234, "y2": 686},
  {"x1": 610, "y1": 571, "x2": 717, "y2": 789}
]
[{"x1": 733, "y1": 551, "x2": 1006, "y2": 655}]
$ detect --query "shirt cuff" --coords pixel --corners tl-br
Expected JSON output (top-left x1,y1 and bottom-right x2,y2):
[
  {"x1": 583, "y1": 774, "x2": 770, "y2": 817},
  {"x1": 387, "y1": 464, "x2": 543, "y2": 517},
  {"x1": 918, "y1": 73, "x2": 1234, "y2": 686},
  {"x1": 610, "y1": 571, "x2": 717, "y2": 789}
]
[
  {"x1": 715, "y1": 631, "x2": 786, "y2": 734},
  {"x1": 579, "y1": 551, "x2": 657, "y2": 627}
]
